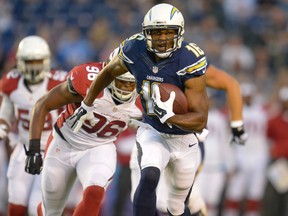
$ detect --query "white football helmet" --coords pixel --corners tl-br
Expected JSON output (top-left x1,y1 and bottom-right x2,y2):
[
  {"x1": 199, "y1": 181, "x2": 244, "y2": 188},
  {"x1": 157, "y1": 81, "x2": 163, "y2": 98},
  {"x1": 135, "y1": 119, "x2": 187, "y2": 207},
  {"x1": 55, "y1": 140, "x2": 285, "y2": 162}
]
[
  {"x1": 16, "y1": 35, "x2": 51, "y2": 84},
  {"x1": 110, "y1": 72, "x2": 137, "y2": 103},
  {"x1": 142, "y1": 3, "x2": 185, "y2": 58},
  {"x1": 107, "y1": 47, "x2": 137, "y2": 103}
]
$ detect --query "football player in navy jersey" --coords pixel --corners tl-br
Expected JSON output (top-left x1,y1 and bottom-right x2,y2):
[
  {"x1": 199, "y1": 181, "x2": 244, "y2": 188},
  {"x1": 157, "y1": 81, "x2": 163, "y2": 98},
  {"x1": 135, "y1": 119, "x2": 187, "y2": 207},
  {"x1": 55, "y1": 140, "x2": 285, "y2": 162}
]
[
  {"x1": 129, "y1": 63, "x2": 248, "y2": 216},
  {"x1": 70, "y1": 3, "x2": 209, "y2": 216}
]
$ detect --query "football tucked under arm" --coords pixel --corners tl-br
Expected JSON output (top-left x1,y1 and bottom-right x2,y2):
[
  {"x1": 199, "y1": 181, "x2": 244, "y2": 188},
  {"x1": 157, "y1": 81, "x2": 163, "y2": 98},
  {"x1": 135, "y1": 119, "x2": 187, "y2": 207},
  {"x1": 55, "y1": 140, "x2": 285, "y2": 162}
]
[{"x1": 157, "y1": 83, "x2": 188, "y2": 114}]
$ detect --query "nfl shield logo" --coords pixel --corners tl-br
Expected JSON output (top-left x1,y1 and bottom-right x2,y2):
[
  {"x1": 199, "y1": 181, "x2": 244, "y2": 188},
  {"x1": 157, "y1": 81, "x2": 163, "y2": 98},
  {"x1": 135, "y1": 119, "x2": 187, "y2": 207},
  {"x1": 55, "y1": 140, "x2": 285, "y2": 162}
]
[{"x1": 152, "y1": 66, "x2": 158, "y2": 73}]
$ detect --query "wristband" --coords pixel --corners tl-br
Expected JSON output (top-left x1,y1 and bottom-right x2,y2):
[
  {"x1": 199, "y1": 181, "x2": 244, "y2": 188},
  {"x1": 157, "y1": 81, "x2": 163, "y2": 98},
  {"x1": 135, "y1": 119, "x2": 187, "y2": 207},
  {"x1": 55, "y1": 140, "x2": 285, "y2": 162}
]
[
  {"x1": 29, "y1": 139, "x2": 41, "y2": 153},
  {"x1": 81, "y1": 101, "x2": 94, "y2": 112},
  {"x1": 230, "y1": 120, "x2": 243, "y2": 128}
]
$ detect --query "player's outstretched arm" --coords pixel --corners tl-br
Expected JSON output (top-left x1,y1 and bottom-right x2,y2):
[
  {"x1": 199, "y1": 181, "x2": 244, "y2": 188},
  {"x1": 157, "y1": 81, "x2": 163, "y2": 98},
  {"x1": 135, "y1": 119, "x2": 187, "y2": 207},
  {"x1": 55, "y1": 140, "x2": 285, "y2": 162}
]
[
  {"x1": 30, "y1": 81, "x2": 82, "y2": 140},
  {"x1": 25, "y1": 81, "x2": 82, "y2": 175},
  {"x1": 205, "y1": 65, "x2": 248, "y2": 145}
]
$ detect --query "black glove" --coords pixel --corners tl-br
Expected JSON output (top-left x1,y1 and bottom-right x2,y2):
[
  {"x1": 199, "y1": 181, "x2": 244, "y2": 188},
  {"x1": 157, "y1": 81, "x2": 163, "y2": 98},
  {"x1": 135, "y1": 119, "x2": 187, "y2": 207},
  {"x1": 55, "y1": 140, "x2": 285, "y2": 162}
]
[
  {"x1": 231, "y1": 122, "x2": 248, "y2": 145},
  {"x1": 24, "y1": 139, "x2": 43, "y2": 175}
]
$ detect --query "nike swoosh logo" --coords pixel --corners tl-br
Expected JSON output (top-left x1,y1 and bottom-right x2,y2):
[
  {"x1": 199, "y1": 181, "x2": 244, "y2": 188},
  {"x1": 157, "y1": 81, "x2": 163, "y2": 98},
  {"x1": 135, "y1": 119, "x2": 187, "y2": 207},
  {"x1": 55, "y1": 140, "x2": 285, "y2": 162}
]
[{"x1": 188, "y1": 143, "x2": 197, "y2": 148}]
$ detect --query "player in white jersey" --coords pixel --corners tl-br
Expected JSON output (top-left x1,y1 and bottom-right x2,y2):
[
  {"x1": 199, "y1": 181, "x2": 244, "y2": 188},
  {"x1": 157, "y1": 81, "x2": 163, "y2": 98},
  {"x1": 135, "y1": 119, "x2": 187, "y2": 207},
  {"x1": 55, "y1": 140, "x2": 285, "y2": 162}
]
[
  {"x1": 223, "y1": 83, "x2": 269, "y2": 216},
  {"x1": 25, "y1": 61, "x2": 142, "y2": 216},
  {"x1": 0, "y1": 35, "x2": 67, "y2": 216}
]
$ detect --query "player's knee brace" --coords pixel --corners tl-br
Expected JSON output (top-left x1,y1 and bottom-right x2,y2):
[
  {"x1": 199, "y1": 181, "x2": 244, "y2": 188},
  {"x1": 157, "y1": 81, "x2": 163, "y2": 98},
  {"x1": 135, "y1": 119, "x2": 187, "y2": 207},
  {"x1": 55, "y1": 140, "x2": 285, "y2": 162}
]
[
  {"x1": 134, "y1": 167, "x2": 160, "y2": 202},
  {"x1": 140, "y1": 167, "x2": 160, "y2": 190},
  {"x1": 133, "y1": 167, "x2": 160, "y2": 215}
]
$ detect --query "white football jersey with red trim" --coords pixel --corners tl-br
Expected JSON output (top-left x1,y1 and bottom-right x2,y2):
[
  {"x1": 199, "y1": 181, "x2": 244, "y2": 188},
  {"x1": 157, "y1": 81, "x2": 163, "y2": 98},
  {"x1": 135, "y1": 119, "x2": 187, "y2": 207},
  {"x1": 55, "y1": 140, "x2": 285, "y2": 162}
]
[
  {"x1": 56, "y1": 62, "x2": 142, "y2": 150},
  {"x1": 1, "y1": 69, "x2": 68, "y2": 150}
]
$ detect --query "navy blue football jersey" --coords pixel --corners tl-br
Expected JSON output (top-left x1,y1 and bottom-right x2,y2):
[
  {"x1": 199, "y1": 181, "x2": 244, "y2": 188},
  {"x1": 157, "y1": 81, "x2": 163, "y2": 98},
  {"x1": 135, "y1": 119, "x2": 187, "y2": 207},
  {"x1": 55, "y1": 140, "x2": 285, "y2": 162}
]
[{"x1": 118, "y1": 33, "x2": 207, "y2": 134}]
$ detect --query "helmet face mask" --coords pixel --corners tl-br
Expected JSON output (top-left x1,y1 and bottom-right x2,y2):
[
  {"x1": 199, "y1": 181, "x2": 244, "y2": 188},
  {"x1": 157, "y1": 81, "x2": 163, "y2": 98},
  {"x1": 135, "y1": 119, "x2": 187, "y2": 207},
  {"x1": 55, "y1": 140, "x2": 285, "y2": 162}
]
[
  {"x1": 16, "y1": 36, "x2": 51, "y2": 84},
  {"x1": 142, "y1": 3, "x2": 185, "y2": 58},
  {"x1": 109, "y1": 72, "x2": 137, "y2": 103},
  {"x1": 21, "y1": 59, "x2": 45, "y2": 83},
  {"x1": 145, "y1": 28, "x2": 180, "y2": 57}
]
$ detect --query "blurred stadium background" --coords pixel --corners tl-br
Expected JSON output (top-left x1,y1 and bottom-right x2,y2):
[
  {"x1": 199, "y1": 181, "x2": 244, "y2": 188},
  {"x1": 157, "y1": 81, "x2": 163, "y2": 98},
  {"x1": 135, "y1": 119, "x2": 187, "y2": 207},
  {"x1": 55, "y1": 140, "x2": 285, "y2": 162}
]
[{"x1": 0, "y1": 0, "x2": 288, "y2": 216}]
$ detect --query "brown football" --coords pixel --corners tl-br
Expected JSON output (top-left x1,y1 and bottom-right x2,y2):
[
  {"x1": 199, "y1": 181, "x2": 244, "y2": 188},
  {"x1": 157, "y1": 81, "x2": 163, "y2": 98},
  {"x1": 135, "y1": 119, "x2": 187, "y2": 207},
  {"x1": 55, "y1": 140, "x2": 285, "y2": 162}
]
[{"x1": 158, "y1": 83, "x2": 188, "y2": 114}]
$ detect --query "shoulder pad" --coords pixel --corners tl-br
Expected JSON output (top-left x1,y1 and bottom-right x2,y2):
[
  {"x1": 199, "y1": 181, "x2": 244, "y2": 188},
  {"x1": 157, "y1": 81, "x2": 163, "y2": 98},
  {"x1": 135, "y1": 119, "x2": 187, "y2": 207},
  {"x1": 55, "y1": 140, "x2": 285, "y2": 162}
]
[
  {"x1": 118, "y1": 33, "x2": 145, "y2": 64},
  {"x1": 47, "y1": 70, "x2": 68, "y2": 90},
  {"x1": 68, "y1": 62, "x2": 104, "y2": 98},
  {"x1": 1, "y1": 70, "x2": 21, "y2": 96},
  {"x1": 176, "y1": 42, "x2": 207, "y2": 76}
]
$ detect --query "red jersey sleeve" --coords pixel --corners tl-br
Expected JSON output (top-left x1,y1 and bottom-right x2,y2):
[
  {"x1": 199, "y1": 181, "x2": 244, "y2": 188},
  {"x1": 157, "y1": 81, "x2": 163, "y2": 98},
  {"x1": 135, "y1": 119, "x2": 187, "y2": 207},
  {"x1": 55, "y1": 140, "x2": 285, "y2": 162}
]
[
  {"x1": 68, "y1": 62, "x2": 104, "y2": 98},
  {"x1": 47, "y1": 70, "x2": 69, "y2": 90},
  {"x1": 1, "y1": 70, "x2": 21, "y2": 97}
]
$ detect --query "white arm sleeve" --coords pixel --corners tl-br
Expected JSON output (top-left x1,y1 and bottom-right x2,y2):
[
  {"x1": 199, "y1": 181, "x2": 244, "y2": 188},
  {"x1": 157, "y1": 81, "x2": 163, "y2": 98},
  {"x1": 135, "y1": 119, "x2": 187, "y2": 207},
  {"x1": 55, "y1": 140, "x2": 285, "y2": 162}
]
[{"x1": 0, "y1": 94, "x2": 14, "y2": 127}]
